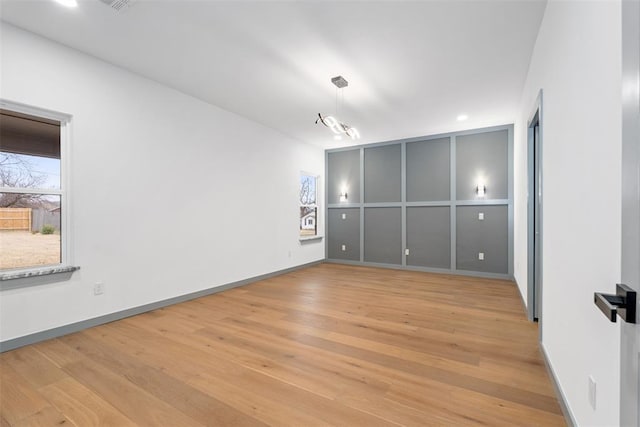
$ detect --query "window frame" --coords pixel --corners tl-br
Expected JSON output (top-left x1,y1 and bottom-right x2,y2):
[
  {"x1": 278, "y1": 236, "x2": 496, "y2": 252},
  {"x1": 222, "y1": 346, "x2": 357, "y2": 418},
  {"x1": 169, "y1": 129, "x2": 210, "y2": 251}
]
[
  {"x1": 299, "y1": 171, "x2": 321, "y2": 241},
  {"x1": 0, "y1": 99, "x2": 73, "y2": 275}
]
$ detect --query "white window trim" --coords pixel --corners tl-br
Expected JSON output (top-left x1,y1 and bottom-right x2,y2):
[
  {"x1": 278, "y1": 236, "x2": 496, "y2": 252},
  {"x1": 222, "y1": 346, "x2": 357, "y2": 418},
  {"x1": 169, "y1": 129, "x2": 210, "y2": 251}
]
[
  {"x1": 299, "y1": 171, "x2": 323, "y2": 242},
  {"x1": 0, "y1": 99, "x2": 76, "y2": 280}
]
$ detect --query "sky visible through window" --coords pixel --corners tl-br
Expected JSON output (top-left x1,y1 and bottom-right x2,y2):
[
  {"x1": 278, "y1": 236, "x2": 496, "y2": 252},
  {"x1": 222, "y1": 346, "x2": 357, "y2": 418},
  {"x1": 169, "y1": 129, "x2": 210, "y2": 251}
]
[
  {"x1": 1, "y1": 152, "x2": 60, "y2": 190},
  {"x1": 300, "y1": 174, "x2": 316, "y2": 205}
]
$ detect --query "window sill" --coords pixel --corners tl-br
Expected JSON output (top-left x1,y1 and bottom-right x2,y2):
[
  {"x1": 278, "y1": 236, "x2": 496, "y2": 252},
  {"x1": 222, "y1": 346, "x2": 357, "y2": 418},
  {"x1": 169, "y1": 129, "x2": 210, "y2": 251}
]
[
  {"x1": 299, "y1": 235, "x2": 323, "y2": 242},
  {"x1": 0, "y1": 266, "x2": 80, "y2": 290}
]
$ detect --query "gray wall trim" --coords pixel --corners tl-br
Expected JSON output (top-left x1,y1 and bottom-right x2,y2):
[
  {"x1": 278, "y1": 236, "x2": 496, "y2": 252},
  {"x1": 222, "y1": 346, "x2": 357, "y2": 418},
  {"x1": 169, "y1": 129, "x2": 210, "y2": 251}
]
[
  {"x1": 361, "y1": 202, "x2": 403, "y2": 208},
  {"x1": 327, "y1": 203, "x2": 362, "y2": 209},
  {"x1": 405, "y1": 201, "x2": 452, "y2": 207},
  {"x1": 325, "y1": 259, "x2": 513, "y2": 281},
  {"x1": 450, "y1": 136, "x2": 457, "y2": 271},
  {"x1": 540, "y1": 343, "x2": 577, "y2": 427},
  {"x1": 507, "y1": 124, "x2": 515, "y2": 277},
  {"x1": 527, "y1": 90, "x2": 544, "y2": 327},
  {"x1": 401, "y1": 142, "x2": 407, "y2": 267},
  {"x1": 327, "y1": 199, "x2": 460, "y2": 209},
  {"x1": 454, "y1": 199, "x2": 509, "y2": 206},
  {"x1": 0, "y1": 260, "x2": 323, "y2": 353},
  {"x1": 527, "y1": 120, "x2": 535, "y2": 321},
  {"x1": 324, "y1": 149, "x2": 329, "y2": 260},
  {"x1": 359, "y1": 148, "x2": 365, "y2": 262}
]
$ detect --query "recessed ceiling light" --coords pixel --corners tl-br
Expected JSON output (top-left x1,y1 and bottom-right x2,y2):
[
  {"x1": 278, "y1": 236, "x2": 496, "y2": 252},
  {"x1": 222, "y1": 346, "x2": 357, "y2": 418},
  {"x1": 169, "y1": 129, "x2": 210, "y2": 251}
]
[
  {"x1": 53, "y1": 0, "x2": 78, "y2": 8},
  {"x1": 333, "y1": 135, "x2": 343, "y2": 141},
  {"x1": 457, "y1": 114, "x2": 469, "y2": 121}
]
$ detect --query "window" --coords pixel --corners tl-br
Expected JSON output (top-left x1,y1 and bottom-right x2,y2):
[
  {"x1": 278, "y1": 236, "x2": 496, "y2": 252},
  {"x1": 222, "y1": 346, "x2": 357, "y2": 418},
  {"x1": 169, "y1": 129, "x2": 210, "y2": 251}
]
[
  {"x1": 299, "y1": 172, "x2": 318, "y2": 239},
  {"x1": 0, "y1": 107, "x2": 68, "y2": 272}
]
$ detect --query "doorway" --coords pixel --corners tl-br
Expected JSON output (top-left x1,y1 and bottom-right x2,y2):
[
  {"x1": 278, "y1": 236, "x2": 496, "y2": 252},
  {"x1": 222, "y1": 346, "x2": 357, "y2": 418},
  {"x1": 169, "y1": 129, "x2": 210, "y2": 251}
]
[
  {"x1": 620, "y1": 0, "x2": 639, "y2": 423},
  {"x1": 527, "y1": 92, "x2": 543, "y2": 323}
]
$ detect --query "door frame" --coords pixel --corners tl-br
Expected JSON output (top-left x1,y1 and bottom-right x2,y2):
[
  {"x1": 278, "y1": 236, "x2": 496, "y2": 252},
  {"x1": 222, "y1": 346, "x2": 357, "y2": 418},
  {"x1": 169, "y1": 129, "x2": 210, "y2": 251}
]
[
  {"x1": 527, "y1": 90, "x2": 543, "y2": 324},
  {"x1": 620, "y1": 0, "x2": 639, "y2": 424}
]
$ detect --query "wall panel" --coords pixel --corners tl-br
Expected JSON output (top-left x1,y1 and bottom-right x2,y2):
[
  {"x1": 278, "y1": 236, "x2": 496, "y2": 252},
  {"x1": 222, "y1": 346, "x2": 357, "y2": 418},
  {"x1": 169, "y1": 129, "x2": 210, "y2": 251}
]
[
  {"x1": 364, "y1": 207, "x2": 402, "y2": 264},
  {"x1": 327, "y1": 150, "x2": 360, "y2": 204},
  {"x1": 456, "y1": 130, "x2": 508, "y2": 200},
  {"x1": 364, "y1": 145, "x2": 401, "y2": 203},
  {"x1": 406, "y1": 206, "x2": 450, "y2": 268},
  {"x1": 456, "y1": 205, "x2": 508, "y2": 274},
  {"x1": 327, "y1": 208, "x2": 360, "y2": 261},
  {"x1": 406, "y1": 138, "x2": 450, "y2": 202}
]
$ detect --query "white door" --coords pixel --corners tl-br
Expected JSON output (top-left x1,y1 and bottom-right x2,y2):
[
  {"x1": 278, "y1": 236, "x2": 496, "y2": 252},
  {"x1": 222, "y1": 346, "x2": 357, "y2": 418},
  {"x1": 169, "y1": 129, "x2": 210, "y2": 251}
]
[{"x1": 620, "y1": 1, "x2": 639, "y2": 425}]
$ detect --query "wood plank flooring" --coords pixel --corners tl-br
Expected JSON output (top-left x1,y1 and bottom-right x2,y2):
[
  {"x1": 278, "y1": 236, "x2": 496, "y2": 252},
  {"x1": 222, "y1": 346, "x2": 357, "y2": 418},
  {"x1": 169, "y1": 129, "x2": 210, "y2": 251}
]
[{"x1": 0, "y1": 263, "x2": 565, "y2": 426}]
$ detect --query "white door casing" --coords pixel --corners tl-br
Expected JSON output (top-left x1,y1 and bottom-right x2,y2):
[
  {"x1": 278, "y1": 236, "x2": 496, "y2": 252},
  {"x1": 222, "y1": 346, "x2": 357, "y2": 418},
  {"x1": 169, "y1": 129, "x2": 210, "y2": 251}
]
[{"x1": 620, "y1": 0, "x2": 640, "y2": 425}]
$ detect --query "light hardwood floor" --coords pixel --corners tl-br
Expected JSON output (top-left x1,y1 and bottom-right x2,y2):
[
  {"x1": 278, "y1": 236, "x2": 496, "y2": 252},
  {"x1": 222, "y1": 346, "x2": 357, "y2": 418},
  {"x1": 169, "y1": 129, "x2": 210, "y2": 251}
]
[{"x1": 0, "y1": 263, "x2": 565, "y2": 426}]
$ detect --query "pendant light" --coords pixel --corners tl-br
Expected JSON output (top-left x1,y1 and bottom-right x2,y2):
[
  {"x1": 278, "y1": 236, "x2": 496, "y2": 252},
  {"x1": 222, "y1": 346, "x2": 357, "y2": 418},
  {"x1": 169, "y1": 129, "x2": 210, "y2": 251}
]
[{"x1": 315, "y1": 76, "x2": 360, "y2": 140}]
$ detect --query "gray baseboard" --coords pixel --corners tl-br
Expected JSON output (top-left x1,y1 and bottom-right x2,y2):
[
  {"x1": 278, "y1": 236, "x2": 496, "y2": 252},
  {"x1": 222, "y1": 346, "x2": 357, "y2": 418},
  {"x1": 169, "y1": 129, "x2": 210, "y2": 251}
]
[
  {"x1": 540, "y1": 343, "x2": 578, "y2": 427},
  {"x1": 0, "y1": 260, "x2": 323, "y2": 353},
  {"x1": 325, "y1": 258, "x2": 514, "y2": 281}
]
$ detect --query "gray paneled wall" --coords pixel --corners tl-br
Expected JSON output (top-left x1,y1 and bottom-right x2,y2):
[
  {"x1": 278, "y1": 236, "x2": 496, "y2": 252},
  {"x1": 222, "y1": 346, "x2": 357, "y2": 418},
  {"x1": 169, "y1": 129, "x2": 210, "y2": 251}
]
[
  {"x1": 456, "y1": 205, "x2": 508, "y2": 274},
  {"x1": 364, "y1": 145, "x2": 401, "y2": 203},
  {"x1": 364, "y1": 207, "x2": 402, "y2": 264},
  {"x1": 406, "y1": 206, "x2": 450, "y2": 269},
  {"x1": 325, "y1": 125, "x2": 513, "y2": 278},
  {"x1": 406, "y1": 138, "x2": 450, "y2": 201},
  {"x1": 327, "y1": 150, "x2": 361, "y2": 204},
  {"x1": 456, "y1": 130, "x2": 508, "y2": 200},
  {"x1": 327, "y1": 208, "x2": 360, "y2": 261}
]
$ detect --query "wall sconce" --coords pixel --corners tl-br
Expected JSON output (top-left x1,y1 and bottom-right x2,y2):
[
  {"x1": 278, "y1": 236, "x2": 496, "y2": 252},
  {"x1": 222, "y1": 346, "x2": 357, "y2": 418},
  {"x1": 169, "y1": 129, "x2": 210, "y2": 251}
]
[
  {"x1": 476, "y1": 183, "x2": 486, "y2": 197},
  {"x1": 339, "y1": 191, "x2": 348, "y2": 202}
]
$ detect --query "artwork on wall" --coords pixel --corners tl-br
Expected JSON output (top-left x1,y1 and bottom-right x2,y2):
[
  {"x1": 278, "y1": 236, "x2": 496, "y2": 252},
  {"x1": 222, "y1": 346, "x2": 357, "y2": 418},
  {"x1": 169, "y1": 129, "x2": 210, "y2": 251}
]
[{"x1": 300, "y1": 173, "x2": 318, "y2": 238}]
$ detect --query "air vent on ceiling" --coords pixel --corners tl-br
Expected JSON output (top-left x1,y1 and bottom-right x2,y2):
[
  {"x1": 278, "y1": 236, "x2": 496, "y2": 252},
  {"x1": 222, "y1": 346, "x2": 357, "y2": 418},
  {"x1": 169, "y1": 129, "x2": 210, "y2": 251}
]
[{"x1": 98, "y1": 0, "x2": 135, "y2": 13}]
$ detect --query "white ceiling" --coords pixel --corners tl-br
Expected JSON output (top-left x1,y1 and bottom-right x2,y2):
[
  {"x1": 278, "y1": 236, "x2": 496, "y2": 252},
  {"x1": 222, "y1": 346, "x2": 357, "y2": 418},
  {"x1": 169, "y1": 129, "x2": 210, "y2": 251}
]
[{"x1": 0, "y1": 0, "x2": 546, "y2": 148}]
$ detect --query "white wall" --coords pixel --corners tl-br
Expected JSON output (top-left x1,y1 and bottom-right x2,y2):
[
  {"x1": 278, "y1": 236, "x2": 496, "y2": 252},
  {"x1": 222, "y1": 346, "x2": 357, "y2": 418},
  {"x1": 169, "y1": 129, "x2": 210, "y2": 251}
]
[
  {"x1": 0, "y1": 24, "x2": 325, "y2": 343},
  {"x1": 514, "y1": 1, "x2": 622, "y2": 425}
]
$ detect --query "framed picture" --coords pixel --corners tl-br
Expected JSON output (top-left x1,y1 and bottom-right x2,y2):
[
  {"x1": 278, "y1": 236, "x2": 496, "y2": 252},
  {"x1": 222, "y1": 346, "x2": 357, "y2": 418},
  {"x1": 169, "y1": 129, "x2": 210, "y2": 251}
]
[{"x1": 300, "y1": 173, "x2": 318, "y2": 238}]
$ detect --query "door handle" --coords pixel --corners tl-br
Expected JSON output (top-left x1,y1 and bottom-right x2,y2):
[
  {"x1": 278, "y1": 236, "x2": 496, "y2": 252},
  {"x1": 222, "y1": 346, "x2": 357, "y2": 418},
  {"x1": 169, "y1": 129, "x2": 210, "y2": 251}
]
[{"x1": 594, "y1": 284, "x2": 636, "y2": 323}]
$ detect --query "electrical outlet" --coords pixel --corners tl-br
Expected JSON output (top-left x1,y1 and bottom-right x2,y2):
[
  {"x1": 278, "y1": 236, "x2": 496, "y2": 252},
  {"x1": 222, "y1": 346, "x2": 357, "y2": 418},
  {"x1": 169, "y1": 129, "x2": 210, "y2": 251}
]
[
  {"x1": 478, "y1": 212, "x2": 484, "y2": 220},
  {"x1": 341, "y1": 213, "x2": 346, "y2": 220},
  {"x1": 588, "y1": 376, "x2": 596, "y2": 410},
  {"x1": 93, "y1": 282, "x2": 105, "y2": 296},
  {"x1": 341, "y1": 244, "x2": 346, "y2": 251},
  {"x1": 405, "y1": 248, "x2": 410, "y2": 256},
  {"x1": 478, "y1": 252, "x2": 484, "y2": 261}
]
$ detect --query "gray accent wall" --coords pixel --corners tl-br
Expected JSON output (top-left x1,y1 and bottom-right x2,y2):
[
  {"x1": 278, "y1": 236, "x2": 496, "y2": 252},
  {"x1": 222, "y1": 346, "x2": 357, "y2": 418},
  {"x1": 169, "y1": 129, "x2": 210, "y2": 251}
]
[
  {"x1": 327, "y1": 150, "x2": 361, "y2": 204},
  {"x1": 456, "y1": 205, "x2": 508, "y2": 274},
  {"x1": 456, "y1": 130, "x2": 508, "y2": 200},
  {"x1": 364, "y1": 144, "x2": 401, "y2": 203},
  {"x1": 327, "y1": 208, "x2": 360, "y2": 261},
  {"x1": 406, "y1": 206, "x2": 450, "y2": 269},
  {"x1": 406, "y1": 138, "x2": 450, "y2": 201},
  {"x1": 325, "y1": 125, "x2": 513, "y2": 279},
  {"x1": 364, "y1": 207, "x2": 402, "y2": 264}
]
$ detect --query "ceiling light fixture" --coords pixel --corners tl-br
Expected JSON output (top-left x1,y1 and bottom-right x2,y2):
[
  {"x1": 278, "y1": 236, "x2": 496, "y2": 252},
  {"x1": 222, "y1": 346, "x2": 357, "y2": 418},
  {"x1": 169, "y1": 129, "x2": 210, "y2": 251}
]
[
  {"x1": 457, "y1": 114, "x2": 469, "y2": 121},
  {"x1": 53, "y1": 0, "x2": 78, "y2": 7},
  {"x1": 316, "y1": 76, "x2": 360, "y2": 140}
]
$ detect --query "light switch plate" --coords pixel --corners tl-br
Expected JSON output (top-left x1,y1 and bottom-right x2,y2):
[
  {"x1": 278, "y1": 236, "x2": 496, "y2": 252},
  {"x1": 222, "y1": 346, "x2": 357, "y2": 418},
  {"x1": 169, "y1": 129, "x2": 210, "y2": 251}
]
[
  {"x1": 478, "y1": 252, "x2": 484, "y2": 260},
  {"x1": 341, "y1": 244, "x2": 346, "y2": 251},
  {"x1": 405, "y1": 248, "x2": 410, "y2": 255},
  {"x1": 478, "y1": 212, "x2": 484, "y2": 220},
  {"x1": 342, "y1": 213, "x2": 346, "y2": 219}
]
